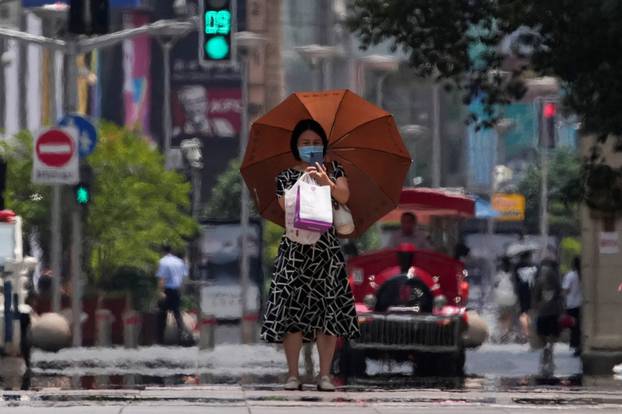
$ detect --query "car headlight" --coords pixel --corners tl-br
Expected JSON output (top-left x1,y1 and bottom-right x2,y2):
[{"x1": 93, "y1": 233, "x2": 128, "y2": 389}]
[{"x1": 363, "y1": 294, "x2": 376, "y2": 309}]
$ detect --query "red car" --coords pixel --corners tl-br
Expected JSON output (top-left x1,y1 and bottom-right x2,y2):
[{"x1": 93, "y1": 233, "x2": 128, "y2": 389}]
[{"x1": 334, "y1": 188, "x2": 488, "y2": 378}]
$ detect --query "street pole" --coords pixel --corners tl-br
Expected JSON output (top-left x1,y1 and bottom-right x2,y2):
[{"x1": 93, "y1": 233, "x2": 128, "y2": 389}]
[
  {"x1": 375, "y1": 72, "x2": 387, "y2": 108},
  {"x1": 239, "y1": 53, "x2": 252, "y2": 343},
  {"x1": 161, "y1": 41, "x2": 173, "y2": 162},
  {"x1": 63, "y1": 40, "x2": 82, "y2": 347},
  {"x1": 0, "y1": 39, "x2": 6, "y2": 132},
  {"x1": 50, "y1": 186, "x2": 61, "y2": 312},
  {"x1": 431, "y1": 83, "x2": 441, "y2": 188},
  {"x1": 540, "y1": 146, "x2": 549, "y2": 260}
]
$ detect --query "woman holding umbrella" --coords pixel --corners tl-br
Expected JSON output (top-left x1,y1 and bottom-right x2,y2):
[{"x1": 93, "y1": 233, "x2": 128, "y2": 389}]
[
  {"x1": 241, "y1": 90, "x2": 411, "y2": 391},
  {"x1": 260, "y1": 119, "x2": 359, "y2": 391}
]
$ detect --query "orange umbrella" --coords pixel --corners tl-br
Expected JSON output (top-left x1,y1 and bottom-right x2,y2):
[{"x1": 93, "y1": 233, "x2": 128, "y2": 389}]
[{"x1": 240, "y1": 89, "x2": 411, "y2": 238}]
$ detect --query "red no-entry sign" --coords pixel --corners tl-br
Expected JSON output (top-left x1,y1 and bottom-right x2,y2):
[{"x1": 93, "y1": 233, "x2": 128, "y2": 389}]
[
  {"x1": 36, "y1": 129, "x2": 76, "y2": 167},
  {"x1": 32, "y1": 127, "x2": 79, "y2": 185}
]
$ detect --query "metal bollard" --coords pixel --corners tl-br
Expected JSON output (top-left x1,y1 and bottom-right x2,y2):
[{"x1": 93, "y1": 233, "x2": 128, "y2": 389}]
[
  {"x1": 95, "y1": 309, "x2": 114, "y2": 347},
  {"x1": 123, "y1": 310, "x2": 141, "y2": 349},
  {"x1": 199, "y1": 313, "x2": 216, "y2": 350}
]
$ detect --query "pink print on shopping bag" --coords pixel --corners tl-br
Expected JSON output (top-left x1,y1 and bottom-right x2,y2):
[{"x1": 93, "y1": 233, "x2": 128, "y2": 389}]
[{"x1": 294, "y1": 178, "x2": 333, "y2": 233}]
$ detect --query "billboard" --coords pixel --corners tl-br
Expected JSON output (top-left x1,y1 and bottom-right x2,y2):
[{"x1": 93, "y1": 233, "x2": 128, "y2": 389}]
[
  {"x1": 492, "y1": 193, "x2": 526, "y2": 222},
  {"x1": 122, "y1": 11, "x2": 152, "y2": 139}
]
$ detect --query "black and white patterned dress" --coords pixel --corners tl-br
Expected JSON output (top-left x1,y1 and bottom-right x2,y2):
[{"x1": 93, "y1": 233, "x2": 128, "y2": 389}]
[{"x1": 260, "y1": 161, "x2": 360, "y2": 343}]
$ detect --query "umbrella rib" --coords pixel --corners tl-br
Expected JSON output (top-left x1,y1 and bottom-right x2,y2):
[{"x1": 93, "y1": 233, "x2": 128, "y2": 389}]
[
  {"x1": 329, "y1": 114, "x2": 394, "y2": 147},
  {"x1": 294, "y1": 93, "x2": 314, "y2": 120},
  {"x1": 328, "y1": 91, "x2": 348, "y2": 139}
]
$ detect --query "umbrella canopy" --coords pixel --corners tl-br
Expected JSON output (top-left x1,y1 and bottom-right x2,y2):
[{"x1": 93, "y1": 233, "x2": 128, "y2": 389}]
[
  {"x1": 505, "y1": 241, "x2": 540, "y2": 257},
  {"x1": 240, "y1": 89, "x2": 411, "y2": 238}
]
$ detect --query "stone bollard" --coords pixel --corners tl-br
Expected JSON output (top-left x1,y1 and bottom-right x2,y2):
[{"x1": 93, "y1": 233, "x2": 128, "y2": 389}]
[
  {"x1": 199, "y1": 313, "x2": 216, "y2": 350},
  {"x1": 95, "y1": 309, "x2": 114, "y2": 347},
  {"x1": 122, "y1": 310, "x2": 141, "y2": 349},
  {"x1": 241, "y1": 312, "x2": 258, "y2": 344}
]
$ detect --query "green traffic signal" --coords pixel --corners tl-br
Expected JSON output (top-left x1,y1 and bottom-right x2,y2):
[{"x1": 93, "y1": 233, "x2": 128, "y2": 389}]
[
  {"x1": 75, "y1": 185, "x2": 90, "y2": 205},
  {"x1": 205, "y1": 36, "x2": 229, "y2": 60},
  {"x1": 200, "y1": 0, "x2": 233, "y2": 64}
]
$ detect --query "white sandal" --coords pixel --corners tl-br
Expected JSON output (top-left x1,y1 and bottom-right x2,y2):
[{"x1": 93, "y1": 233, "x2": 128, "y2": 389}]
[
  {"x1": 284, "y1": 376, "x2": 302, "y2": 391},
  {"x1": 317, "y1": 375, "x2": 336, "y2": 392}
]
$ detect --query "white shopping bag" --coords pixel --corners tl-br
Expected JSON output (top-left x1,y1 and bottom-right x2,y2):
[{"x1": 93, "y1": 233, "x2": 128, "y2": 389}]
[
  {"x1": 294, "y1": 173, "x2": 333, "y2": 233},
  {"x1": 333, "y1": 203, "x2": 355, "y2": 236},
  {"x1": 284, "y1": 173, "x2": 322, "y2": 245}
]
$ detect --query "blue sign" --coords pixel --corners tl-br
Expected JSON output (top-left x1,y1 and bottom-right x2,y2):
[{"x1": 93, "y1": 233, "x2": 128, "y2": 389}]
[{"x1": 58, "y1": 114, "x2": 98, "y2": 158}]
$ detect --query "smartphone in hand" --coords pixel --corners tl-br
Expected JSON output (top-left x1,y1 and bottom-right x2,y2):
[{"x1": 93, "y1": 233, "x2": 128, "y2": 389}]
[{"x1": 308, "y1": 150, "x2": 324, "y2": 166}]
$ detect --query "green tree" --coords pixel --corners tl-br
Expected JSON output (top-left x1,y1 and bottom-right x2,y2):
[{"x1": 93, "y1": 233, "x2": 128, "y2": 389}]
[
  {"x1": 87, "y1": 123, "x2": 198, "y2": 280},
  {"x1": 347, "y1": 1, "x2": 622, "y2": 138},
  {"x1": 1, "y1": 125, "x2": 198, "y2": 284},
  {"x1": 517, "y1": 148, "x2": 582, "y2": 237}
]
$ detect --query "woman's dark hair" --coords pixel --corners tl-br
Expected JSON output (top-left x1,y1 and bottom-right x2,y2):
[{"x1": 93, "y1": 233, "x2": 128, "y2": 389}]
[{"x1": 290, "y1": 119, "x2": 328, "y2": 161}]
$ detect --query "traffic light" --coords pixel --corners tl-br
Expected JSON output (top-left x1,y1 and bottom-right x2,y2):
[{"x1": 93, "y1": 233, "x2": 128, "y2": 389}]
[
  {"x1": 73, "y1": 164, "x2": 93, "y2": 207},
  {"x1": 540, "y1": 100, "x2": 557, "y2": 149},
  {"x1": 200, "y1": 0, "x2": 235, "y2": 66},
  {"x1": 69, "y1": 0, "x2": 109, "y2": 35}
]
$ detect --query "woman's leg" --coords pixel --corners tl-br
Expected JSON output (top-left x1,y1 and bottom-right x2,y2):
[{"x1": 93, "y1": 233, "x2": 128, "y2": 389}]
[
  {"x1": 316, "y1": 332, "x2": 337, "y2": 377},
  {"x1": 283, "y1": 332, "x2": 303, "y2": 378}
]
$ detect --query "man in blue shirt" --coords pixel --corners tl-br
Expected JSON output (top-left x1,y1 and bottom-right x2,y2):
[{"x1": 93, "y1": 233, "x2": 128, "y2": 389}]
[{"x1": 156, "y1": 244, "x2": 189, "y2": 344}]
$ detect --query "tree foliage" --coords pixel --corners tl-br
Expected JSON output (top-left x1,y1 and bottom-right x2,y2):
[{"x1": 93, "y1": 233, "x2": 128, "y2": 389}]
[
  {"x1": 2, "y1": 124, "x2": 198, "y2": 283},
  {"x1": 517, "y1": 148, "x2": 582, "y2": 237},
  {"x1": 348, "y1": 0, "x2": 622, "y2": 137},
  {"x1": 87, "y1": 123, "x2": 198, "y2": 280}
]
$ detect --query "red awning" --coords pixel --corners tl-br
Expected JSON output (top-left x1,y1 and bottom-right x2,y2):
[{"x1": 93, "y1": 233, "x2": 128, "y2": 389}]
[{"x1": 380, "y1": 188, "x2": 475, "y2": 224}]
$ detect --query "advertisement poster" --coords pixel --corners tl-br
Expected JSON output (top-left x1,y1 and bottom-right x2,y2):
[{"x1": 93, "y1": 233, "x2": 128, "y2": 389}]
[{"x1": 122, "y1": 11, "x2": 152, "y2": 139}]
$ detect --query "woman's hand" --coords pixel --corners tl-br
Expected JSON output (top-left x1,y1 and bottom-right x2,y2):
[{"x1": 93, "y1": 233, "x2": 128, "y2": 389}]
[
  {"x1": 306, "y1": 162, "x2": 350, "y2": 204},
  {"x1": 306, "y1": 162, "x2": 334, "y2": 187}
]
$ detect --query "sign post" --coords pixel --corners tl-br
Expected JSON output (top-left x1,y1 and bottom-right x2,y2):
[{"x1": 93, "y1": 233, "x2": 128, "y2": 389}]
[{"x1": 32, "y1": 128, "x2": 79, "y2": 184}]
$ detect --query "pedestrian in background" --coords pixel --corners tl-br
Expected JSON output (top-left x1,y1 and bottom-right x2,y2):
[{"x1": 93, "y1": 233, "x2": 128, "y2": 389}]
[
  {"x1": 493, "y1": 256, "x2": 517, "y2": 343},
  {"x1": 156, "y1": 244, "x2": 189, "y2": 345},
  {"x1": 260, "y1": 119, "x2": 359, "y2": 392},
  {"x1": 513, "y1": 251, "x2": 537, "y2": 342},
  {"x1": 532, "y1": 259, "x2": 564, "y2": 376},
  {"x1": 563, "y1": 256, "x2": 582, "y2": 357}
]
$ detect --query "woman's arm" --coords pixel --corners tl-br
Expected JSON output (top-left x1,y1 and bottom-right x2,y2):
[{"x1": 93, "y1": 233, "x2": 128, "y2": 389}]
[{"x1": 278, "y1": 196, "x2": 285, "y2": 210}]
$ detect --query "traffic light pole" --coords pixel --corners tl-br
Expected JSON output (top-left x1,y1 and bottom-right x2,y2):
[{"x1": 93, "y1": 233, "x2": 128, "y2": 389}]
[{"x1": 64, "y1": 40, "x2": 82, "y2": 347}]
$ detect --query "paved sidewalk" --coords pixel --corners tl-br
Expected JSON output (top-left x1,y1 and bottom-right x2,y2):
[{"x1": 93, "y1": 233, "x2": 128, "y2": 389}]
[{"x1": 2, "y1": 385, "x2": 622, "y2": 413}]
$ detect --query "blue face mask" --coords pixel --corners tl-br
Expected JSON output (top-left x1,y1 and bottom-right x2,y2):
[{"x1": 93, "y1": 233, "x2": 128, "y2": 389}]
[{"x1": 298, "y1": 145, "x2": 324, "y2": 164}]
